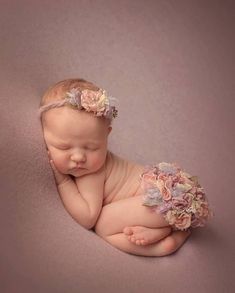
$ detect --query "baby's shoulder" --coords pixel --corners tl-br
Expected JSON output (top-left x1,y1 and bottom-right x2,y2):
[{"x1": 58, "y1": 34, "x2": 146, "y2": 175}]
[
  {"x1": 105, "y1": 150, "x2": 129, "y2": 168},
  {"x1": 103, "y1": 151, "x2": 145, "y2": 203},
  {"x1": 105, "y1": 151, "x2": 122, "y2": 176},
  {"x1": 105, "y1": 150, "x2": 143, "y2": 177}
]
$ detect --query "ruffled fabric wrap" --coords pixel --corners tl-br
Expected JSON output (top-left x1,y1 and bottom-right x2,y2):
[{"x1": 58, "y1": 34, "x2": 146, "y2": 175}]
[{"x1": 141, "y1": 162, "x2": 213, "y2": 231}]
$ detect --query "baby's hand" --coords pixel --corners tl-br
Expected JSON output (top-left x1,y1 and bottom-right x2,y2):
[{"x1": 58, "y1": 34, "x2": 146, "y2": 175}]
[{"x1": 47, "y1": 151, "x2": 71, "y2": 186}]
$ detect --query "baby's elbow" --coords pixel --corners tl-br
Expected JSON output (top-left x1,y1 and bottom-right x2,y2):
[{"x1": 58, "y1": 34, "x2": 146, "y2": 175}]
[
  {"x1": 84, "y1": 223, "x2": 93, "y2": 230},
  {"x1": 86, "y1": 217, "x2": 98, "y2": 230},
  {"x1": 78, "y1": 216, "x2": 97, "y2": 230},
  {"x1": 78, "y1": 220, "x2": 93, "y2": 230},
  {"x1": 72, "y1": 215, "x2": 93, "y2": 230},
  {"x1": 86, "y1": 223, "x2": 95, "y2": 230},
  {"x1": 87, "y1": 208, "x2": 102, "y2": 230},
  {"x1": 81, "y1": 222, "x2": 95, "y2": 230}
]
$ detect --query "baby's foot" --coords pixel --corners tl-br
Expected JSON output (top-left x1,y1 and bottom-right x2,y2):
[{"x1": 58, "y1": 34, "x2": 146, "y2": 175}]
[{"x1": 123, "y1": 226, "x2": 171, "y2": 246}]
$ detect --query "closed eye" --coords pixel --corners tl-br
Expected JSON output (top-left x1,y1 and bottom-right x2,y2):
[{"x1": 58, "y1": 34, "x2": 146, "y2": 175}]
[
  {"x1": 54, "y1": 145, "x2": 70, "y2": 150},
  {"x1": 84, "y1": 146, "x2": 99, "y2": 151}
]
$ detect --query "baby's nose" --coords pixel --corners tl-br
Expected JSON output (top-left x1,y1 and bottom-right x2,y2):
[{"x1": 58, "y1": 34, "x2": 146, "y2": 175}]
[{"x1": 70, "y1": 151, "x2": 86, "y2": 163}]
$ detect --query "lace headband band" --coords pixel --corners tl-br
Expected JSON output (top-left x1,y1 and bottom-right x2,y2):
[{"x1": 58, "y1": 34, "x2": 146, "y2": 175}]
[{"x1": 39, "y1": 88, "x2": 118, "y2": 120}]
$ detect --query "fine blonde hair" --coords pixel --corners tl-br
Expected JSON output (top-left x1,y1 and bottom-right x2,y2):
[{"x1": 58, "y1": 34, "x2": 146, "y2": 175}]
[{"x1": 40, "y1": 78, "x2": 100, "y2": 107}]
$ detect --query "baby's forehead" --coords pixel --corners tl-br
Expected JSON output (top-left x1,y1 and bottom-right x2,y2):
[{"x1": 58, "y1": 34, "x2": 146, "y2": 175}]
[
  {"x1": 42, "y1": 107, "x2": 110, "y2": 137},
  {"x1": 44, "y1": 106, "x2": 107, "y2": 124}
]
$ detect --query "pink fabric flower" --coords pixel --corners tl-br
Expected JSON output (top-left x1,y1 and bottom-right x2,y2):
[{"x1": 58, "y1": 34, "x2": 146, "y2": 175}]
[
  {"x1": 174, "y1": 212, "x2": 192, "y2": 230},
  {"x1": 141, "y1": 172, "x2": 157, "y2": 187},
  {"x1": 165, "y1": 211, "x2": 191, "y2": 230},
  {"x1": 141, "y1": 178, "x2": 157, "y2": 194},
  {"x1": 81, "y1": 89, "x2": 108, "y2": 115},
  {"x1": 196, "y1": 201, "x2": 210, "y2": 218},
  {"x1": 183, "y1": 192, "x2": 193, "y2": 206},
  {"x1": 158, "y1": 178, "x2": 172, "y2": 201},
  {"x1": 172, "y1": 196, "x2": 191, "y2": 210}
]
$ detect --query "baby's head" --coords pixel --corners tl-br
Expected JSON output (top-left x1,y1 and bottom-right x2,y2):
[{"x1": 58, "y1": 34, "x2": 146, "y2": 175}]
[
  {"x1": 39, "y1": 78, "x2": 117, "y2": 177},
  {"x1": 39, "y1": 78, "x2": 117, "y2": 124}
]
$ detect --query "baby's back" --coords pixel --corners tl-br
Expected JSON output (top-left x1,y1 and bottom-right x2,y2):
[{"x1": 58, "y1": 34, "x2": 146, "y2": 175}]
[{"x1": 103, "y1": 151, "x2": 145, "y2": 205}]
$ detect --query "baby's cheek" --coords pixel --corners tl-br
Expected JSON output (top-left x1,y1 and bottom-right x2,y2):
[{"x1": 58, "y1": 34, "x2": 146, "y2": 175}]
[
  {"x1": 52, "y1": 154, "x2": 68, "y2": 172},
  {"x1": 91, "y1": 153, "x2": 106, "y2": 169},
  {"x1": 53, "y1": 159, "x2": 63, "y2": 171}
]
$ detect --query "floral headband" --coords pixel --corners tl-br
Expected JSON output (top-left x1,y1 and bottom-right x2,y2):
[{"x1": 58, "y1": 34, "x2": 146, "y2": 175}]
[{"x1": 39, "y1": 88, "x2": 118, "y2": 120}]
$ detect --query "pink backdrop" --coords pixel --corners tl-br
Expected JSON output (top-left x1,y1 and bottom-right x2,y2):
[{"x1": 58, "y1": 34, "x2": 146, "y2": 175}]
[{"x1": 1, "y1": 0, "x2": 234, "y2": 292}]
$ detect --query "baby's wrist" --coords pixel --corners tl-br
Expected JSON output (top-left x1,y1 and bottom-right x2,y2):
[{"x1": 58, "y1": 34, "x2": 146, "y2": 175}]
[{"x1": 57, "y1": 176, "x2": 72, "y2": 187}]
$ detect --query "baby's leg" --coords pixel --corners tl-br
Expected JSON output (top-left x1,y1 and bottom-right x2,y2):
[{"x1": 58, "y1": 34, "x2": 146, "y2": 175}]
[
  {"x1": 102, "y1": 229, "x2": 191, "y2": 257},
  {"x1": 95, "y1": 195, "x2": 169, "y2": 237},
  {"x1": 94, "y1": 195, "x2": 190, "y2": 256}
]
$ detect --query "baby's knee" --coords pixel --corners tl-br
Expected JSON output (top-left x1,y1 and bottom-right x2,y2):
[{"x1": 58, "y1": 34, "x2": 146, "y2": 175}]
[
  {"x1": 161, "y1": 230, "x2": 190, "y2": 255},
  {"x1": 162, "y1": 236, "x2": 178, "y2": 254},
  {"x1": 160, "y1": 232, "x2": 189, "y2": 256}
]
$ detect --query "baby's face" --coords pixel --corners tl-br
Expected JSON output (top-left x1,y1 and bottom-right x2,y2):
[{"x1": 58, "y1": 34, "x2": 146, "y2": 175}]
[{"x1": 42, "y1": 107, "x2": 111, "y2": 177}]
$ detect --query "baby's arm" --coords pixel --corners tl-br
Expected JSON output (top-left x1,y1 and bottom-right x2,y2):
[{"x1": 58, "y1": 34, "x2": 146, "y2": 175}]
[
  {"x1": 49, "y1": 159, "x2": 104, "y2": 230},
  {"x1": 74, "y1": 167, "x2": 105, "y2": 229}
]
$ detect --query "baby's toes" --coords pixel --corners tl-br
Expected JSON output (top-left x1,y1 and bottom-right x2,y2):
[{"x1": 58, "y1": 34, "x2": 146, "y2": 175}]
[
  {"x1": 129, "y1": 236, "x2": 137, "y2": 243},
  {"x1": 123, "y1": 227, "x2": 133, "y2": 235},
  {"x1": 136, "y1": 240, "x2": 141, "y2": 245},
  {"x1": 130, "y1": 236, "x2": 144, "y2": 246},
  {"x1": 140, "y1": 239, "x2": 147, "y2": 245},
  {"x1": 126, "y1": 235, "x2": 132, "y2": 241},
  {"x1": 135, "y1": 239, "x2": 147, "y2": 246},
  {"x1": 126, "y1": 234, "x2": 148, "y2": 246}
]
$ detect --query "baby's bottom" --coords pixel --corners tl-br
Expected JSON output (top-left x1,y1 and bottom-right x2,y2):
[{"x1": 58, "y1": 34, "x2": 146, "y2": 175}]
[{"x1": 94, "y1": 195, "x2": 191, "y2": 256}]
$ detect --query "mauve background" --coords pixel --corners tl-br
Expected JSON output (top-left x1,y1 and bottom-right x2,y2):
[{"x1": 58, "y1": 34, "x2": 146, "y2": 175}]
[{"x1": 0, "y1": 0, "x2": 234, "y2": 292}]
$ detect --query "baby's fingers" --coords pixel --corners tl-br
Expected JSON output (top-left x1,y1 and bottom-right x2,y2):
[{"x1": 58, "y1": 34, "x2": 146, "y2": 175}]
[
  {"x1": 49, "y1": 159, "x2": 58, "y2": 173},
  {"x1": 47, "y1": 150, "x2": 51, "y2": 159},
  {"x1": 47, "y1": 151, "x2": 59, "y2": 176},
  {"x1": 49, "y1": 159, "x2": 69, "y2": 185}
]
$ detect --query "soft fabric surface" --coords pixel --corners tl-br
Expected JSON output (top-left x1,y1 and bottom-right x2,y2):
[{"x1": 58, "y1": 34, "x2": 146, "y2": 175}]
[{"x1": 1, "y1": 1, "x2": 234, "y2": 292}]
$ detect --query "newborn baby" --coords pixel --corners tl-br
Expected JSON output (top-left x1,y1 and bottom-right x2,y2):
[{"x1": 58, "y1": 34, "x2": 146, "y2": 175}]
[{"x1": 39, "y1": 78, "x2": 212, "y2": 256}]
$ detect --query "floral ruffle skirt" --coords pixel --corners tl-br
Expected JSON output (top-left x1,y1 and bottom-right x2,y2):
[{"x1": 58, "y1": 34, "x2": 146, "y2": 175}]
[{"x1": 141, "y1": 162, "x2": 213, "y2": 231}]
